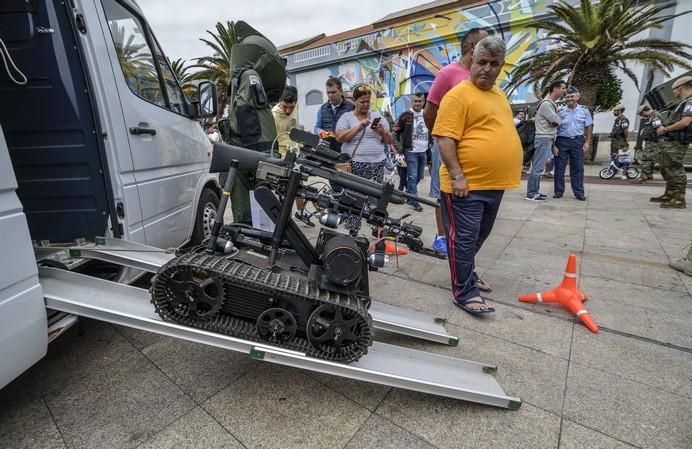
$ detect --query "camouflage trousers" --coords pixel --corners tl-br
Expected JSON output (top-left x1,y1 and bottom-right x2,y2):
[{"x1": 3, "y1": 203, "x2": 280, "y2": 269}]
[
  {"x1": 659, "y1": 140, "x2": 689, "y2": 194},
  {"x1": 610, "y1": 137, "x2": 628, "y2": 155},
  {"x1": 637, "y1": 142, "x2": 661, "y2": 178}
]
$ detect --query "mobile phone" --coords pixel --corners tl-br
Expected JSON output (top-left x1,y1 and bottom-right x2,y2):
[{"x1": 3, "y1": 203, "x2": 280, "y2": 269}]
[{"x1": 370, "y1": 117, "x2": 381, "y2": 129}]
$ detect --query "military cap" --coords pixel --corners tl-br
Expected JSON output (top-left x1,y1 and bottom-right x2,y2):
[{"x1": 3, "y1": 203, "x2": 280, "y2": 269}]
[
  {"x1": 637, "y1": 104, "x2": 650, "y2": 114},
  {"x1": 566, "y1": 86, "x2": 579, "y2": 94},
  {"x1": 672, "y1": 75, "x2": 692, "y2": 89},
  {"x1": 613, "y1": 104, "x2": 625, "y2": 111}
]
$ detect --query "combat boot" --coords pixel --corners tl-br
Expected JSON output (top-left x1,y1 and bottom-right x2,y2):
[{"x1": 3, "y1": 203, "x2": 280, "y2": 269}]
[
  {"x1": 660, "y1": 191, "x2": 686, "y2": 209},
  {"x1": 669, "y1": 246, "x2": 692, "y2": 277},
  {"x1": 650, "y1": 189, "x2": 672, "y2": 203}
]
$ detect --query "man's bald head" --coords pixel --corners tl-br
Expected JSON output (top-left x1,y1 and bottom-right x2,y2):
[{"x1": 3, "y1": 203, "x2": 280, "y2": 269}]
[{"x1": 459, "y1": 28, "x2": 490, "y2": 66}]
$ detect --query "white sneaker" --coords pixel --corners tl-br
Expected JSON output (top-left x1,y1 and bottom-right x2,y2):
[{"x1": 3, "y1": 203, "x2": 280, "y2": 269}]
[{"x1": 525, "y1": 193, "x2": 547, "y2": 202}]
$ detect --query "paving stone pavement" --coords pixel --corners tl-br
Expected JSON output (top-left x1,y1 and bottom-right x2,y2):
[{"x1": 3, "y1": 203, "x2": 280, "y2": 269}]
[{"x1": 1, "y1": 176, "x2": 690, "y2": 449}]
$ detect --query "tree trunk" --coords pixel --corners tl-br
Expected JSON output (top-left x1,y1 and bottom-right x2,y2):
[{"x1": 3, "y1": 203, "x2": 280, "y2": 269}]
[{"x1": 571, "y1": 64, "x2": 609, "y2": 113}]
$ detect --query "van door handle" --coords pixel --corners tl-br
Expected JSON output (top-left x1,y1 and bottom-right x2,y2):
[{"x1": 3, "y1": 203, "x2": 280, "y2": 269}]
[{"x1": 129, "y1": 126, "x2": 156, "y2": 136}]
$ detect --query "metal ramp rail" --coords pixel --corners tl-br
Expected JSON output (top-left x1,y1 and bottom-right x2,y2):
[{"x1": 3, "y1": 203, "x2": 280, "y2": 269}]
[
  {"x1": 39, "y1": 267, "x2": 520, "y2": 409},
  {"x1": 66, "y1": 237, "x2": 458, "y2": 346}
]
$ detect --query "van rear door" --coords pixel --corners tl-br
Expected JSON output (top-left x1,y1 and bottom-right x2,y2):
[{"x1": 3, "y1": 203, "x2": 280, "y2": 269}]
[
  {"x1": 98, "y1": 0, "x2": 211, "y2": 248},
  {"x1": 0, "y1": 0, "x2": 115, "y2": 243}
]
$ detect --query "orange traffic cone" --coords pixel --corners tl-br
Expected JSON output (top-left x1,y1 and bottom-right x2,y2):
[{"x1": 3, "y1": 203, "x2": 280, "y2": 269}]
[
  {"x1": 518, "y1": 254, "x2": 598, "y2": 333},
  {"x1": 382, "y1": 239, "x2": 408, "y2": 255},
  {"x1": 369, "y1": 228, "x2": 408, "y2": 256}
]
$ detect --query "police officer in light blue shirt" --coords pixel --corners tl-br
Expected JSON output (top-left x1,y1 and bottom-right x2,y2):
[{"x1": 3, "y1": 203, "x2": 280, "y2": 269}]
[{"x1": 553, "y1": 86, "x2": 593, "y2": 200}]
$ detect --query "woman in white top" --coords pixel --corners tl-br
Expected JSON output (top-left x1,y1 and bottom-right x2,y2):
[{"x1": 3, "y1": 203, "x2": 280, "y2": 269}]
[{"x1": 335, "y1": 84, "x2": 393, "y2": 232}]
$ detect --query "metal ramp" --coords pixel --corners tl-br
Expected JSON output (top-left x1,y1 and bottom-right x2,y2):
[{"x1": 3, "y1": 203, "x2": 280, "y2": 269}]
[
  {"x1": 67, "y1": 237, "x2": 458, "y2": 346},
  {"x1": 39, "y1": 266, "x2": 521, "y2": 409}
]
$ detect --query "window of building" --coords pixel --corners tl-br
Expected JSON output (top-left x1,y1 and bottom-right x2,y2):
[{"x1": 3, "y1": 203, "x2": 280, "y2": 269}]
[{"x1": 305, "y1": 90, "x2": 323, "y2": 106}]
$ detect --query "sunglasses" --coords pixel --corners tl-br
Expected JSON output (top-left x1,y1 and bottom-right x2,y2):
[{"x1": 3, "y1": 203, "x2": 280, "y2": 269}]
[{"x1": 353, "y1": 84, "x2": 371, "y2": 95}]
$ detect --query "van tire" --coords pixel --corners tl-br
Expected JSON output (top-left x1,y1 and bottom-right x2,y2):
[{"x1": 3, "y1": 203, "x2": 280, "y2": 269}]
[{"x1": 191, "y1": 188, "x2": 220, "y2": 245}]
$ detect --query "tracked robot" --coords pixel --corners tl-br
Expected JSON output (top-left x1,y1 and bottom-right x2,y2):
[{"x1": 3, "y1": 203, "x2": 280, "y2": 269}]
[{"x1": 149, "y1": 130, "x2": 441, "y2": 363}]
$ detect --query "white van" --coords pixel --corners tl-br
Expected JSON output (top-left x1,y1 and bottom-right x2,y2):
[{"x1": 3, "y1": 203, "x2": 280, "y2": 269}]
[
  {"x1": 0, "y1": 0, "x2": 220, "y2": 387},
  {"x1": 0, "y1": 0, "x2": 220, "y2": 250}
]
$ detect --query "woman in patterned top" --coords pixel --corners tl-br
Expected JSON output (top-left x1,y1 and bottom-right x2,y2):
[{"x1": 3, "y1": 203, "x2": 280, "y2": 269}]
[{"x1": 335, "y1": 84, "x2": 393, "y2": 232}]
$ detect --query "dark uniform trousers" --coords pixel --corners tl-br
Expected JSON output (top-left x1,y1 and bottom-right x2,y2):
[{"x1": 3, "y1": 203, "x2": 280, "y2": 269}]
[{"x1": 554, "y1": 135, "x2": 585, "y2": 197}]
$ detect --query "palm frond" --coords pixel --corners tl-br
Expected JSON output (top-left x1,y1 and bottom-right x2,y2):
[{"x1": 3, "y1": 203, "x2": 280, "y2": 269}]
[
  {"x1": 508, "y1": 0, "x2": 690, "y2": 111},
  {"x1": 188, "y1": 21, "x2": 239, "y2": 118},
  {"x1": 614, "y1": 61, "x2": 640, "y2": 88}
]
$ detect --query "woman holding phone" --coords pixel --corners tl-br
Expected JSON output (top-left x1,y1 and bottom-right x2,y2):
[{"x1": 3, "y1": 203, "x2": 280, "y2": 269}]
[{"x1": 335, "y1": 84, "x2": 393, "y2": 232}]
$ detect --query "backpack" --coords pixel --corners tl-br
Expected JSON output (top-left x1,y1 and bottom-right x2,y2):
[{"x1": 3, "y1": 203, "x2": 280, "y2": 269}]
[{"x1": 515, "y1": 119, "x2": 535, "y2": 152}]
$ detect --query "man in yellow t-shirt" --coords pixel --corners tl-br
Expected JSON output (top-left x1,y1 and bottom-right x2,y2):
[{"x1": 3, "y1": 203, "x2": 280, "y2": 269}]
[
  {"x1": 432, "y1": 36, "x2": 522, "y2": 315},
  {"x1": 271, "y1": 86, "x2": 299, "y2": 158},
  {"x1": 271, "y1": 86, "x2": 314, "y2": 226}
]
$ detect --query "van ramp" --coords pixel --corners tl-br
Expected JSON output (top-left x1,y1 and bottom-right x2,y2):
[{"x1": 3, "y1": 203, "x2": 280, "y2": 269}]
[
  {"x1": 67, "y1": 238, "x2": 458, "y2": 346},
  {"x1": 39, "y1": 267, "x2": 521, "y2": 409}
]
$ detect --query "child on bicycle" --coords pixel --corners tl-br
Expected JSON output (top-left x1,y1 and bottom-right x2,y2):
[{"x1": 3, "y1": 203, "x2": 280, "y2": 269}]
[{"x1": 616, "y1": 146, "x2": 632, "y2": 179}]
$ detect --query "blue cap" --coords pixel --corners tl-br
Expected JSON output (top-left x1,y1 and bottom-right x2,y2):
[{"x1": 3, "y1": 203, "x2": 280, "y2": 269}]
[{"x1": 566, "y1": 86, "x2": 579, "y2": 94}]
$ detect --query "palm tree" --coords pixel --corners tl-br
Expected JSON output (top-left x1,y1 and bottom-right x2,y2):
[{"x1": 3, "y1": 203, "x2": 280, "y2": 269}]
[
  {"x1": 171, "y1": 58, "x2": 193, "y2": 84},
  {"x1": 170, "y1": 58, "x2": 196, "y2": 99},
  {"x1": 109, "y1": 23, "x2": 154, "y2": 90},
  {"x1": 507, "y1": 0, "x2": 692, "y2": 111},
  {"x1": 192, "y1": 21, "x2": 238, "y2": 119}
]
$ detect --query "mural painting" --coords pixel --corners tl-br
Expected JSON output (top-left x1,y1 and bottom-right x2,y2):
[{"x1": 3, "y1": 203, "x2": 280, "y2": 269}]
[{"x1": 318, "y1": 0, "x2": 570, "y2": 116}]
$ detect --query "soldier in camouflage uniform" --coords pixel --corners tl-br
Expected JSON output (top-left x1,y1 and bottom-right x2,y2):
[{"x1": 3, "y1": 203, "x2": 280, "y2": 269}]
[
  {"x1": 653, "y1": 76, "x2": 692, "y2": 209},
  {"x1": 610, "y1": 104, "x2": 630, "y2": 156},
  {"x1": 633, "y1": 105, "x2": 663, "y2": 183}
]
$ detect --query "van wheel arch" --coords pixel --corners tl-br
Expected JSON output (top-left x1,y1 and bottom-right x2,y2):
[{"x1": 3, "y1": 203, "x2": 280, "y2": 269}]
[{"x1": 191, "y1": 186, "x2": 221, "y2": 245}]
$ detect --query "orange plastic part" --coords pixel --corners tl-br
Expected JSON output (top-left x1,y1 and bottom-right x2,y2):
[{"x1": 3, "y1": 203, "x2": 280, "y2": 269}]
[
  {"x1": 518, "y1": 254, "x2": 599, "y2": 333},
  {"x1": 369, "y1": 228, "x2": 409, "y2": 255}
]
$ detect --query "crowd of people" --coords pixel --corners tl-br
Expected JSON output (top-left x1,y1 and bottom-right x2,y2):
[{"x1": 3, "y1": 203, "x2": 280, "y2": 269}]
[
  {"x1": 206, "y1": 30, "x2": 691, "y2": 312},
  {"x1": 517, "y1": 76, "x2": 691, "y2": 211}
]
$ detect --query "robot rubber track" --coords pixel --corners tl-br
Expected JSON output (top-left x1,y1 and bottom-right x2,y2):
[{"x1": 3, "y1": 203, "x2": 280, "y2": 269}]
[{"x1": 150, "y1": 253, "x2": 373, "y2": 363}]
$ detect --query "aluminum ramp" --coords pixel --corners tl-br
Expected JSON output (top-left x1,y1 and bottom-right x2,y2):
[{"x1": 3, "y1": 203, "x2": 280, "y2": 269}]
[
  {"x1": 39, "y1": 267, "x2": 521, "y2": 409},
  {"x1": 67, "y1": 237, "x2": 458, "y2": 346}
]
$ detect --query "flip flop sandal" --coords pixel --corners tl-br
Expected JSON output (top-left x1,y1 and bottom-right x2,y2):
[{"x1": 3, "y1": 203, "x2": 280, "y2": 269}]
[
  {"x1": 476, "y1": 278, "x2": 492, "y2": 293},
  {"x1": 453, "y1": 296, "x2": 495, "y2": 315}
]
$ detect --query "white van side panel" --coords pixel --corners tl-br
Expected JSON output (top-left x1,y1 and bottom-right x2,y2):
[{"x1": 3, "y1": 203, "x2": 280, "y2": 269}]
[
  {"x1": 0, "y1": 127, "x2": 46, "y2": 389},
  {"x1": 90, "y1": 0, "x2": 216, "y2": 248},
  {"x1": 73, "y1": 0, "x2": 147, "y2": 243}
]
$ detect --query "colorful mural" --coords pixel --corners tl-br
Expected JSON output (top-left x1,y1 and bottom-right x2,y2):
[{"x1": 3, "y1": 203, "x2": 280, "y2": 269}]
[{"x1": 291, "y1": 0, "x2": 574, "y2": 116}]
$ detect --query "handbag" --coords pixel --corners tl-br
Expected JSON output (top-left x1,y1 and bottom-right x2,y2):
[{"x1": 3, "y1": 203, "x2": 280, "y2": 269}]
[{"x1": 335, "y1": 162, "x2": 352, "y2": 173}]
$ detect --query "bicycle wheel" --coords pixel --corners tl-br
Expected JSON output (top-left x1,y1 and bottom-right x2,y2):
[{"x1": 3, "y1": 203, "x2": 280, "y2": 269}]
[
  {"x1": 599, "y1": 167, "x2": 615, "y2": 179},
  {"x1": 625, "y1": 166, "x2": 640, "y2": 179}
]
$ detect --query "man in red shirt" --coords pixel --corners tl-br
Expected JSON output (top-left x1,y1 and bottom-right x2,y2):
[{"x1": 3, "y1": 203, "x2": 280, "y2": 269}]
[{"x1": 424, "y1": 28, "x2": 489, "y2": 257}]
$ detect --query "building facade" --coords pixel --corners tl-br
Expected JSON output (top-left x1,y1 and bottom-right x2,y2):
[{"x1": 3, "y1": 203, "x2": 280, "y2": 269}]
[{"x1": 281, "y1": 0, "x2": 692, "y2": 135}]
